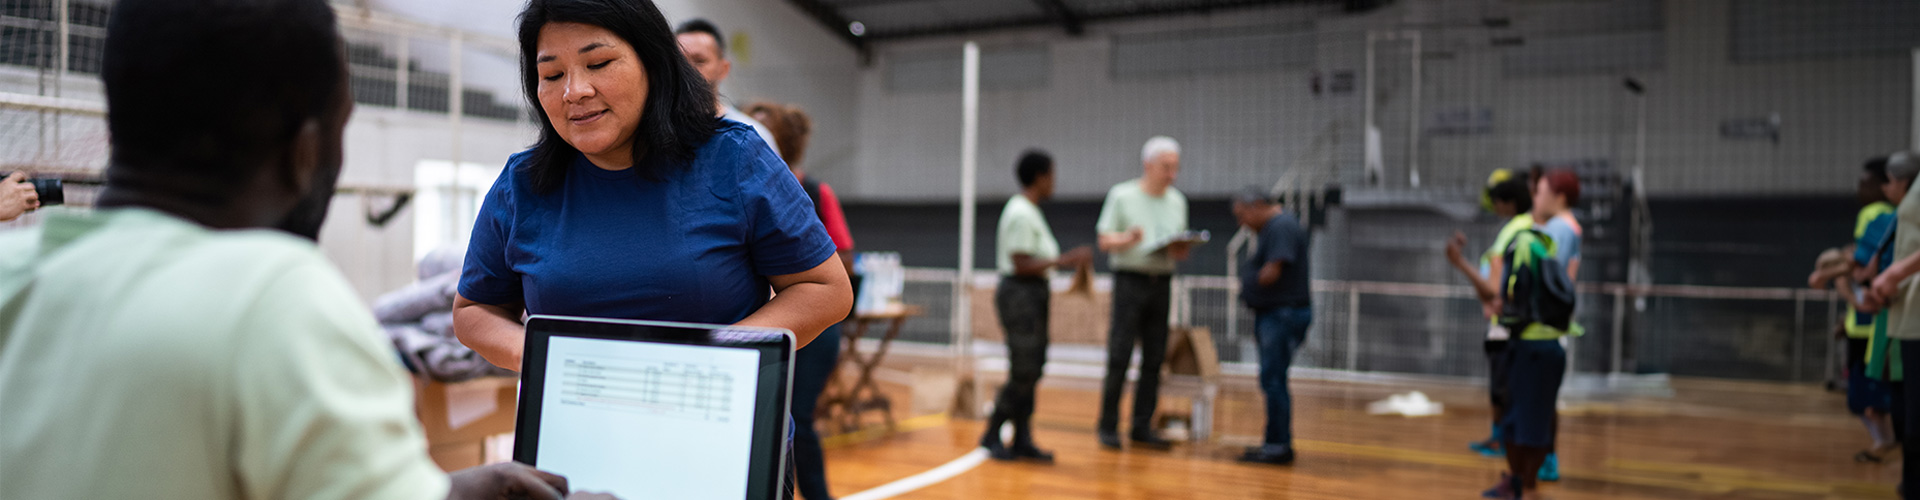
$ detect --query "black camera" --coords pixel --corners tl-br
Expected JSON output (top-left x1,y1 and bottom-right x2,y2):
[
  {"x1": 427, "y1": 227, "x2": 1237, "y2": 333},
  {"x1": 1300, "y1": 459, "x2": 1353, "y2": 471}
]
[{"x1": 0, "y1": 172, "x2": 64, "y2": 207}]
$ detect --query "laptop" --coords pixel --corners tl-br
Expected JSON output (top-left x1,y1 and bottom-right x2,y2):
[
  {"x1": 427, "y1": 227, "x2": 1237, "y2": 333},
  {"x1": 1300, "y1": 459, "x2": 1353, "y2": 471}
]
[{"x1": 512, "y1": 316, "x2": 794, "y2": 500}]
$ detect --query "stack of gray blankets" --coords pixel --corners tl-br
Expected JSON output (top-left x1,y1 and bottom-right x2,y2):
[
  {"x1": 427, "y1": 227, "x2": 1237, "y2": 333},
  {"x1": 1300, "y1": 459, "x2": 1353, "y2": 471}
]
[{"x1": 375, "y1": 245, "x2": 515, "y2": 382}]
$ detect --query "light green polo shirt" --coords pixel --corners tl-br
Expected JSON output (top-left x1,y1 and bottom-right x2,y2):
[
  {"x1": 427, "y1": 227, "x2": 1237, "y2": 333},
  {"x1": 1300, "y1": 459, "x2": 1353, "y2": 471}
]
[
  {"x1": 997, "y1": 194, "x2": 1060, "y2": 276},
  {"x1": 1095, "y1": 178, "x2": 1188, "y2": 274},
  {"x1": 0, "y1": 208, "x2": 449, "y2": 500},
  {"x1": 1889, "y1": 193, "x2": 1920, "y2": 340}
]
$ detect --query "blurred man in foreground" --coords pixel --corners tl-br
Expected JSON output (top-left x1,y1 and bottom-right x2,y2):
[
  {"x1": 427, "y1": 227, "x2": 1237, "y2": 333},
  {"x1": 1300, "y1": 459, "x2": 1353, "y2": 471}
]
[{"x1": 0, "y1": 0, "x2": 602, "y2": 498}]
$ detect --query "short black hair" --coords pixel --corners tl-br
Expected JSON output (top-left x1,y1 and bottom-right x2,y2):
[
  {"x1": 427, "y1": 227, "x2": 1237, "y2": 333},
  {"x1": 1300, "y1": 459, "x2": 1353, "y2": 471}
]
[
  {"x1": 518, "y1": 0, "x2": 719, "y2": 193},
  {"x1": 1866, "y1": 155, "x2": 1891, "y2": 184},
  {"x1": 675, "y1": 18, "x2": 724, "y2": 59},
  {"x1": 102, "y1": 0, "x2": 344, "y2": 201},
  {"x1": 1015, "y1": 149, "x2": 1053, "y2": 187},
  {"x1": 1487, "y1": 177, "x2": 1533, "y2": 213}
]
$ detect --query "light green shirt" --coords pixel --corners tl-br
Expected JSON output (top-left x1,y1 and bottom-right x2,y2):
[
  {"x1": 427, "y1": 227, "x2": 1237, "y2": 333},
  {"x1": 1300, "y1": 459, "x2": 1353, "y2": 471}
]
[
  {"x1": 1095, "y1": 178, "x2": 1188, "y2": 274},
  {"x1": 0, "y1": 208, "x2": 448, "y2": 500},
  {"x1": 1890, "y1": 194, "x2": 1920, "y2": 340},
  {"x1": 997, "y1": 194, "x2": 1060, "y2": 276}
]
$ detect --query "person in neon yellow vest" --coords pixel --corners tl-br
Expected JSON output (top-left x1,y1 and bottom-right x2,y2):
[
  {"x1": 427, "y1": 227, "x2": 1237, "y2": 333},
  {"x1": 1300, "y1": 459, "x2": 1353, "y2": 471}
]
[{"x1": 1446, "y1": 171, "x2": 1533, "y2": 461}]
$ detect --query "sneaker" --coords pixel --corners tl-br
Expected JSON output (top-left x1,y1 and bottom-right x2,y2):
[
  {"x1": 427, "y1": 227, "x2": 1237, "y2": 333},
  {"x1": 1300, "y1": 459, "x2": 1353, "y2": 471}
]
[
  {"x1": 1537, "y1": 454, "x2": 1560, "y2": 482},
  {"x1": 1481, "y1": 473, "x2": 1520, "y2": 500},
  {"x1": 1238, "y1": 446, "x2": 1296, "y2": 466},
  {"x1": 1097, "y1": 430, "x2": 1123, "y2": 450},
  {"x1": 1129, "y1": 431, "x2": 1173, "y2": 450},
  {"x1": 1470, "y1": 439, "x2": 1505, "y2": 457},
  {"x1": 981, "y1": 431, "x2": 1015, "y2": 461},
  {"x1": 1010, "y1": 444, "x2": 1055, "y2": 463}
]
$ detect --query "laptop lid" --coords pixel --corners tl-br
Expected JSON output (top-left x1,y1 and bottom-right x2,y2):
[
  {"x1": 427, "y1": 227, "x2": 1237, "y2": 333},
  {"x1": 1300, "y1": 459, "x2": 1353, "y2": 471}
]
[{"x1": 513, "y1": 315, "x2": 793, "y2": 500}]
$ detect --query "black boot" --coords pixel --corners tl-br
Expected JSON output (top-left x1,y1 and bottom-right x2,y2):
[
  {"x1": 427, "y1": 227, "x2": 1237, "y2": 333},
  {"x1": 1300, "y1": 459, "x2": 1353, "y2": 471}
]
[
  {"x1": 980, "y1": 411, "x2": 1015, "y2": 461},
  {"x1": 1010, "y1": 417, "x2": 1055, "y2": 463},
  {"x1": 1097, "y1": 429, "x2": 1123, "y2": 450},
  {"x1": 1129, "y1": 429, "x2": 1173, "y2": 450}
]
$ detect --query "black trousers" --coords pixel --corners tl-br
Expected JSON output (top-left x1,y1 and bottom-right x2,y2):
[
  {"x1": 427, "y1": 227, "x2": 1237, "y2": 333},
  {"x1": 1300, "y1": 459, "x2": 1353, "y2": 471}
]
[
  {"x1": 993, "y1": 276, "x2": 1051, "y2": 421},
  {"x1": 1902, "y1": 340, "x2": 1920, "y2": 498},
  {"x1": 1485, "y1": 339, "x2": 1511, "y2": 426},
  {"x1": 1099, "y1": 271, "x2": 1173, "y2": 433}
]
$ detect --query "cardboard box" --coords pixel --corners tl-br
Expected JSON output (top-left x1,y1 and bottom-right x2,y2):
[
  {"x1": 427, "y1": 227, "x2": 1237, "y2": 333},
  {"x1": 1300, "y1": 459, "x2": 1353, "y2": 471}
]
[{"x1": 413, "y1": 376, "x2": 519, "y2": 472}]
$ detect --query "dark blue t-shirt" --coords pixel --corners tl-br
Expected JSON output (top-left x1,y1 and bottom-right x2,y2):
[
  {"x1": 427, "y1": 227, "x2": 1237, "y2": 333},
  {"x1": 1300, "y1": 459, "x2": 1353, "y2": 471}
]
[
  {"x1": 459, "y1": 122, "x2": 836, "y2": 325},
  {"x1": 1239, "y1": 213, "x2": 1312, "y2": 310}
]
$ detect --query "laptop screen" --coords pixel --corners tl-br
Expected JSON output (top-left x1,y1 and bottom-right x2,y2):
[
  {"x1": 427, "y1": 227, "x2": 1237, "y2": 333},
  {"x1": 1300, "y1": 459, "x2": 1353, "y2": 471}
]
[{"x1": 532, "y1": 335, "x2": 764, "y2": 499}]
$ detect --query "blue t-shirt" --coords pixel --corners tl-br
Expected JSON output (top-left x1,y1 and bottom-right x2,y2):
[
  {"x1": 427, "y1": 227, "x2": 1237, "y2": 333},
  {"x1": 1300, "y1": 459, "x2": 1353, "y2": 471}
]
[
  {"x1": 1537, "y1": 216, "x2": 1581, "y2": 266},
  {"x1": 459, "y1": 122, "x2": 836, "y2": 325},
  {"x1": 1858, "y1": 212, "x2": 1897, "y2": 271}
]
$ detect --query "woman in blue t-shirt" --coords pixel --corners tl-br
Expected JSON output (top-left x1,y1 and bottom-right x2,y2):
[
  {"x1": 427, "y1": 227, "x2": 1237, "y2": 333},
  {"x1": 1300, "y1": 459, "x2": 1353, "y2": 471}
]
[{"x1": 452, "y1": 0, "x2": 851, "y2": 372}]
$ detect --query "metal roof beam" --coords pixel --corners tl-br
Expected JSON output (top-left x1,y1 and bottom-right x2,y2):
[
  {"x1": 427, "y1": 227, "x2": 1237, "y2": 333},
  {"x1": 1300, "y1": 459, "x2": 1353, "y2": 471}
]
[
  {"x1": 1030, "y1": 0, "x2": 1084, "y2": 35},
  {"x1": 865, "y1": 0, "x2": 1338, "y2": 41}
]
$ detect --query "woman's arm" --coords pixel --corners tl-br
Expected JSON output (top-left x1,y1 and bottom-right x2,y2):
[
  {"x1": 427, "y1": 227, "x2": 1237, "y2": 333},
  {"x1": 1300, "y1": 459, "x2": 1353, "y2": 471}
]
[
  {"x1": 452, "y1": 295, "x2": 527, "y2": 370},
  {"x1": 1445, "y1": 232, "x2": 1501, "y2": 302},
  {"x1": 738, "y1": 254, "x2": 853, "y2": 349}
]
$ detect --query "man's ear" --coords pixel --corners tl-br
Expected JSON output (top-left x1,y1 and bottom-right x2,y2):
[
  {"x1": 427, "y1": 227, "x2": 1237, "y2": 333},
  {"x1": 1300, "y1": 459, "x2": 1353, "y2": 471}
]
[
  {"x1": 717, "y1": 57, "x2": 732, "y2": 85},
  {"x1": 282, "y1": 118, "x2": 323, "y2": 196}
]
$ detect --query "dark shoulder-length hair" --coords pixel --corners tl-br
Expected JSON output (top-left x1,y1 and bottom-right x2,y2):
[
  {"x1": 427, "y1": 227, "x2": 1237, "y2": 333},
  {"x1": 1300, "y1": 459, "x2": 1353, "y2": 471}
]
[{"x1": 517, "y1": 0, "x2": 718, "y2": 193}]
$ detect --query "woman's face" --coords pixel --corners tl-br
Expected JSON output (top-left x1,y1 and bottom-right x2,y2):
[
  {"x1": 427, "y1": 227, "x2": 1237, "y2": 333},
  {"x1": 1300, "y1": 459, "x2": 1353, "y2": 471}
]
[
  {"x1": 535, "y1": 22, "x2": 648, "y2": 167},
  {"x1": 1533, "y1": 177, "x2": 1564, "y2": 218}
]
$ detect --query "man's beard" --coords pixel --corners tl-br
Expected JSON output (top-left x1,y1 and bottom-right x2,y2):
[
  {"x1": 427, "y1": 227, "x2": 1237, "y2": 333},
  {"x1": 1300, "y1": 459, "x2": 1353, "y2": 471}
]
[{"x1": 276, "y1": 172, "x2": 339, "y2": 242}]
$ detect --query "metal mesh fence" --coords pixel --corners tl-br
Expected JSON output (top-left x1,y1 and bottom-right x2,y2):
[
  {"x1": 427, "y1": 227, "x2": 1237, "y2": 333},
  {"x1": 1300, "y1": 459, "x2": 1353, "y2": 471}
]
[
  {"x1": 0, "y1": 2, "x2": 529, "y2": 191},
  {"x1": 898, "y1": 269, "x2": 1845, "y2": 385},
  {"x1": 339, "y1": 24, "x2": 526, "y2": 123},
  {"x1": 0, "y1": 0, "x2": 108, "y2": 177}
]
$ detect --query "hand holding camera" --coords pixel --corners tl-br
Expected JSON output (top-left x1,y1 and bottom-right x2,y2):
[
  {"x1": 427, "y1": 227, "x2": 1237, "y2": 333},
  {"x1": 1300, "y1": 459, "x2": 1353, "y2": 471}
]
[{"x1": 0, "y1": 172, "x2": 47, "y2": 222}]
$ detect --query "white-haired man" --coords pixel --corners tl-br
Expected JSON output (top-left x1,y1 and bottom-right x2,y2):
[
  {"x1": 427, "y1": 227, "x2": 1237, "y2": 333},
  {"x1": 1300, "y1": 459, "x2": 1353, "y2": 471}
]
[{"x1": 1093, "y1": 136, "x2": 1191, "y2": 450}]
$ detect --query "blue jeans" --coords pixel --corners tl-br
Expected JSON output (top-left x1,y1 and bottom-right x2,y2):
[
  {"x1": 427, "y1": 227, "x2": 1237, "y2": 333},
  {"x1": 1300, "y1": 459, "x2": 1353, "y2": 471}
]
[
  {"x1": 791, "y1": 322, "x2": 841, "y2": 500},
  {"x1": 1254, "y1": 305, "x2": 1312, "y2": 448}
]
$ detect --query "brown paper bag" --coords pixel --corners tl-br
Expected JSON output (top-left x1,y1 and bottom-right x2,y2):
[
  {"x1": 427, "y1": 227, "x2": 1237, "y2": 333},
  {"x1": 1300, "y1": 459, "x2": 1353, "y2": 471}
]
[{"x1": 1066, "y1": 261, "x2": 1094, "y2": 297}]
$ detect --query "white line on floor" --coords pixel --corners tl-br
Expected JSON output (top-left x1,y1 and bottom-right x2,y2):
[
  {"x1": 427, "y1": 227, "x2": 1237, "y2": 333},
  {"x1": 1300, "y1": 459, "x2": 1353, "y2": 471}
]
[{"x1": 839, "y1": 448, "x2": 989, "y2": 500}]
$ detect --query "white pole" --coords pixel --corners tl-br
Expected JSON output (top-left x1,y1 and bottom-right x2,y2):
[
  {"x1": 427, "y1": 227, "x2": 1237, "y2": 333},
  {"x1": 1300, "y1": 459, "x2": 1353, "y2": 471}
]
[
  {"x1": 953, "y1": 42, "x2": 981, "y2": 416},
  {"x1": 1407, "y1": 31, "x2": 1421, "y2": 188},
  {"x1": 51, "y1": 0, "x2": 67, "y2": 164}
]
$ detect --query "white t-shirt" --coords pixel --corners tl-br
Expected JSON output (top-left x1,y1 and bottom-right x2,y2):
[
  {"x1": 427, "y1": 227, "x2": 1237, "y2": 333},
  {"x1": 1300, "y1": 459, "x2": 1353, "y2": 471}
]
[
  {"x1": 0, "y1": 208, "x2": 449, "y2": 500},
  {"x1": 723, "y1": 104, "x2": 780, "y2": 159}
]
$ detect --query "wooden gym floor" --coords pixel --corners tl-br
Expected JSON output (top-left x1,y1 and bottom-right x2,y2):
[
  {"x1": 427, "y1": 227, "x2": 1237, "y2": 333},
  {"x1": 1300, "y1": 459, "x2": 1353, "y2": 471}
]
[{"x1": 816, "y1": 355, "x2": 1900, "y2": 500}]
